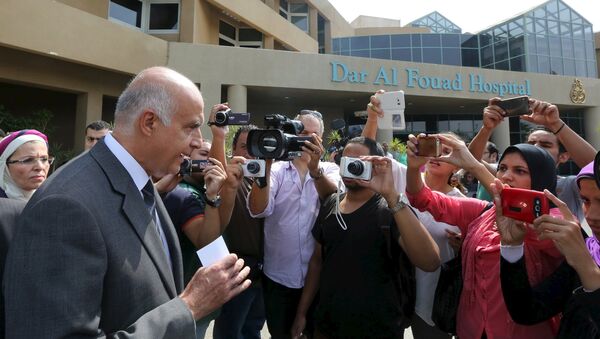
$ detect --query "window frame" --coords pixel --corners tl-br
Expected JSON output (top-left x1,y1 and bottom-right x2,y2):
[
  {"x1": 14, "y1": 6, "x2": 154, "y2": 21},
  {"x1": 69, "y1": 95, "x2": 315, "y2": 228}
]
[{"x1": 108, "y1": 0, "x2": 180, "y2": 34}]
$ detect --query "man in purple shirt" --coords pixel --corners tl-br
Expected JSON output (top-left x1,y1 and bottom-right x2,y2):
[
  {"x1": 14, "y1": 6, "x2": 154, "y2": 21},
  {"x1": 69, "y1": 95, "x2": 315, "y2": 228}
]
[{"x1": 247, "y1": 110, "x2": 341, "y2": 339}]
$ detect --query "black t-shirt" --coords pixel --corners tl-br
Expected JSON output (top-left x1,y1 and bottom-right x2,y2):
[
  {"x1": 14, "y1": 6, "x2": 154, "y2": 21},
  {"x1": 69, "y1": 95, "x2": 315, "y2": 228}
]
[{"x1": 312, "y1": 193, "x2": 403, "y2": 339}]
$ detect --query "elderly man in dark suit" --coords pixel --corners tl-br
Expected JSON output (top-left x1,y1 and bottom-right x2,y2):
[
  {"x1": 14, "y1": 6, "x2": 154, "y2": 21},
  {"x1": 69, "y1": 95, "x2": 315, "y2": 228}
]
[
  {"x1": 0, "y1": 198, "x2": 25, "y2": 339},
  {"x1": 3, "y1": 67, "x2": 250, "y2": 338}
]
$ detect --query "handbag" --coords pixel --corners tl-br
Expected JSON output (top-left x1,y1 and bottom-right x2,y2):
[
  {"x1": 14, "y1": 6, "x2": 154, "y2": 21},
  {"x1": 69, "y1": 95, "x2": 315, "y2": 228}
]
[{"x1": 431, "y1": 254, "x2": 462, "y2": 335}]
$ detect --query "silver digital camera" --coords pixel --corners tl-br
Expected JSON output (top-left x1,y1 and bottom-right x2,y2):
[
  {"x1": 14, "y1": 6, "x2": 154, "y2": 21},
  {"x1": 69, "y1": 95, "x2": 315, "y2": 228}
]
[
  {"x1": 242, "y1": 159, "x2": 266, "y2": 177},
  {"x1": 340, "y1": 156, "x2": 372, "y2": 180}
]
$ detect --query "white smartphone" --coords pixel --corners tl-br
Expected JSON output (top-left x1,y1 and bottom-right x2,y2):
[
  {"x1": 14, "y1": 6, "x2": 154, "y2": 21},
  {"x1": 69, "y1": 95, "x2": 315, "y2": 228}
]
[{"x1": 375, "y1": 90, "x2": 406, "y2": 131}]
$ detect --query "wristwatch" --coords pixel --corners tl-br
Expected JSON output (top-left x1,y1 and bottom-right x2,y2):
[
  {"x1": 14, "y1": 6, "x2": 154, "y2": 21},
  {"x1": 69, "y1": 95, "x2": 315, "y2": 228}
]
[
  {"x1": 310, "y1": 167, "x2": 324, "y2": 180},
  {"x1": 388, "y1": 193, "x2": 407, "y2": 214},
  {"x1": 205, "y1": 195, "x2": 222, "y2": 208}
]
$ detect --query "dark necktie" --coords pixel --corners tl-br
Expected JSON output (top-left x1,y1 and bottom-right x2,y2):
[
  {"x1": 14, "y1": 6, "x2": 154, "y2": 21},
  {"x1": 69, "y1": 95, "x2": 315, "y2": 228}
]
[{"x1": 142, "y1": 180, "x2": 172, "y2": 269}]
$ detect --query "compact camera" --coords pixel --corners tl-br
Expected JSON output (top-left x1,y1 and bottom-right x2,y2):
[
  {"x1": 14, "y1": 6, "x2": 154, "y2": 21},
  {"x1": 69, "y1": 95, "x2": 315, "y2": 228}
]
[
  {"x1": 501, "y1": 187, "x2": 549, "y2": 223},
  {"x1": 179, "y1": 159, "x2": 210, "y2": 176},
  {"x1": 340, "y1": 156, "x2": 372, "y2": 180},
  {"x1": 417, "y1": 135, "x2": 442, "y2": 157},
  {"x1": 242, "y1": 159, "x2": 266, "y2": 177},
  {"x1": 247, "y1": 114, "x2": 312, "y2": 161},
  {"x1": 213, "y1": 109, "x2": 251, "y2": 127}
]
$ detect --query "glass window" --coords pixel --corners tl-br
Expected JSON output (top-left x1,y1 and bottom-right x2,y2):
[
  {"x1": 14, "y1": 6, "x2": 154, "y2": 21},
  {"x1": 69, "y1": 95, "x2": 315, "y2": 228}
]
[
  {"x1": 495, "y1": 60, "x2": 509, "y2": 70},
  {"x1": 291, "y1": 16, "x2": 308, "y2": 32},
  {"x1": 493, "y1": 25, "x2": 508, "y2": 43},
  {"x1": 391, "y1": 34, "x2": 411, "y2": 47},
  {"x1": 461, "y1": 48, "x2": 480, "y2": 67},
  {"x1": 528, "y1": 54, "x2": 538, "y2": 72},
  {"x1": 587, "y1": 62, "x2": 597, "y2": 77},
  {"x1": 239, "y1": 28, "x2": 262, "y2": 41},
  {"x1": 279, "y1": 9, "x2": 288, "y2": 19},
  {"x1": 350, "y1": 36, "x2": 369, "y2": 50},
  {"x1": 109, "y1": 0, "x2": 142, "y2": 28},
  {"x1": 509, "y1": 21, "x2": 524, "y2": 37},
  {"x1": 290, "y1": 3, "x2": 308, "y2": 13},
  {"x1": 509, "y1": 36, "x2": 524, "y2": 57},
  {"x1": 525, "y1": 17, "x2": 534, "y2": 34},
  {"x1": 332, "y1": 39, "x2": 340, "y2": 52},
  {"x1": 563, "y1": 58, "x2": 575, "y2": 76},
  {"x1": 548, "y1": 36, "x2": 561, "y2": 57},
  {"x1": 537, "y1": 55, "x2": 550, "y2": 74},
  {"x1": 560, "y1": 22, "x2": 571, "y2": 37},
  {"x1": 411, "y1": 34, "x2": 422, "y2": 47},
  {"x1": 371, "y1": 35, "x2": 390, "y2": 49},
  {"x1": 546, "y1": 1, "x2": 559, "y2": 19},
  {"x1": 575, "y1": 59, "x2": 586, "y2": 76},
  {"x1": 481, "y1": 45, "x2": 494, "y2": 66},
  {"x1": 494, "y1": 40, "x2": 508, "y2": 61},
  {"x1": 461, "y1": 34, "x2": 479, "y2": 48},
  {"x1": 412, "y1": 48, "x2": 422, "y2": 62},
  {"x1": 510, "y1": 56, "x2": 525, "y2": 72},
  {"x1": 218, "y1": 38, "x2": 234, "y2": 47},
  {"x1": 585, "y1": 41, "x2": 595, "y2": 60},
  {"x1": 547, "y1": 20, "x2": 559, "y2": 36},
  {"x1": 572, "y1": 24, "x2": 584, "y2": 39},
  {"x1": 526, "y1": 35, "x2": 536, "y2": 54},
  {"x1": 391, "y1": 48, "x2": 412, "y2": 61},
  {"x1": 442, "y1": 48, "x2": 461, "y2": 65},
  {"x1": 534, "y1": 19, "x2": 546, "y2": 34},
  {"x1": 559, "y1": 6, "x2": 570, "y2": 22},
  {"x1": 533, "y1": 7, "x2": 545, "y2": 18},
  {"x1": 536, "y1": 35, "x2": 549, "y2": 55},
  {"x1": 219, "y1": 21, "x2": 236, "y2": 40},
  {"x1": 149, "y1": 3, "x2": 179, "y2": 30},
  {"x1": 441, "y1": 34, "x2": 460, "y2": 47},
  {"x1": 422, "y1": 48, "x2": 442, "y2": 64},
  {"x1": 561, "y1": 38, "x2": 573, "y2": 58},
  {"x1": 584, "y1": 25, "x2": 593, "y2": 41},
  {"x1": 340, "y1": 38, "x2": 350, "y2": 51},
  {"x1": 479, "y1": 32, "x2": 491, "y2": 46},
  {"x1": 371, "y1": 49, "x2": 391, "y2": 60},
  {"x1": 550, "y1": 57, "x2": 563, "y2": 74},
  {"x1": 422, "y1": 34, "x2": 441, "y2": 47},
  {"x1": 350, "y1": 50, "x2": 370, "y2": 58}
]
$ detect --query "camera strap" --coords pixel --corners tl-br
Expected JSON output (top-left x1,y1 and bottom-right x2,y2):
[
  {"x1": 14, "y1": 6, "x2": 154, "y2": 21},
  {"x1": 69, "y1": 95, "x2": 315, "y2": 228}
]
[{"x1": 335, "y1": 181, "x2": 348, "y2": 231}]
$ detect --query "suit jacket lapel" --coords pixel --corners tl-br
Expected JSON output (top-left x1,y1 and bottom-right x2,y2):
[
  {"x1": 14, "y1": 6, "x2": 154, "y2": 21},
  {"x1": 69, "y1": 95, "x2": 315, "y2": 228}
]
[{"x1": 90, "y1": 142, "x2": 178, "y2": 298}]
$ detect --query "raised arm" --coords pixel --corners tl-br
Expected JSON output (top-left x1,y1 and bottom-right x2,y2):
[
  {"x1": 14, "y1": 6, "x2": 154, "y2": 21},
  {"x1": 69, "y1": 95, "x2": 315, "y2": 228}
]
[
  {"x1": 468, "y1": 97, "x2": 503, "y2": 161},
  {"x1": 361, "y1": 90, "x2": 385, "y2": 140}
]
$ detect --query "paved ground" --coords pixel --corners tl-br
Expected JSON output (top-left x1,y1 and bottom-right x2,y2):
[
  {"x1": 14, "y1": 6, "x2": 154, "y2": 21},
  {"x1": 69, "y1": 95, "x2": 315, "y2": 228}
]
[{"x1": 203, "y1": 321, "x2": 415, "y2": 338}]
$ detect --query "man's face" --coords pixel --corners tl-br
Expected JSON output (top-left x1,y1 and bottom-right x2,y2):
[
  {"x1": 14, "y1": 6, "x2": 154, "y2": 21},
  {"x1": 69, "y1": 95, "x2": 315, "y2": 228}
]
[
  {"x1": 580, "y1": 178, "x2": 600, "y2": 240},
  {"x1": 233, "y1": 131, "x2": 251, "y2": 158},
  {"x1": 152, "y1": 88, "x2": 204, "y2": 177},
  {"x1": 85, "y1": 128, "x2": 110, "y2": 150},
  {"x1": 341, "y1": 143, "x2": 370, "y2": 191},
  {"x1": 527, "y1": 130, "x2": 560, "y2": 164}
]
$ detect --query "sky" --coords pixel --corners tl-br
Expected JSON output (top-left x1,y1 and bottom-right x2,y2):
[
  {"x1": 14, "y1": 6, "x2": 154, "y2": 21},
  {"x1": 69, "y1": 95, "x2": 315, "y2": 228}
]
[{"x1": 328, "y1": 0, "x2": 600, "y2": 33}]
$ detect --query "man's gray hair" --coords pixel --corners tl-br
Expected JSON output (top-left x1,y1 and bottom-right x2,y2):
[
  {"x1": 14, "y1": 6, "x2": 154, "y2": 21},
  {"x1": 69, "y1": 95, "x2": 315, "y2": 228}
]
[{"x1": 115, "y1": 78, "x2": 177, "y2": 134}]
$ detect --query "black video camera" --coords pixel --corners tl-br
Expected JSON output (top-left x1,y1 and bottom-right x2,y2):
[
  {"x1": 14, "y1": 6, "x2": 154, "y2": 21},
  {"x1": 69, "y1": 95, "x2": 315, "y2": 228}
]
[
  {"x1": 212, "y1": 109, "x2": 251, "y2": 127},
  {"x1": 179, "y1": 159, "x2": 210, "y2": 176},
  {"x1": 247, "y1": 114, "x2": 312, "y2": 160}
]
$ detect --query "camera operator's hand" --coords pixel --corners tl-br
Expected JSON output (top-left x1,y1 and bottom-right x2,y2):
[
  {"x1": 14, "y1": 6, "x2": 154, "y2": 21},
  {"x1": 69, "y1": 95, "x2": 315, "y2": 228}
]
[
  {"x1": 302, "y1": 133, "x2": 324, "y2": 175},
  {"x1": 483, "y1": 97, "x2": 505, "y2": 130},
  {"x1": 434, "y1": 133, "x2": 480, "y2": 172},
  {"x1": 406, "y1": 133, "x2": 429, "y2": 170},
  {"x1": 367, "y1": 89, "x2": 386, "y2": 120},
  {"x1": 491, "y1": 178, "x2": 527, "y2": 246},
  {"x1": 521, "y1": 99, "x2": 563, "y2": 132},
  {"x1": 154, "y1": 173, "x2": 182, "y2": 195},
  {"x1": 204, "y1": 157, "x2": 227, "y2": 199},
  {"x1": 224, "y1": 156, "x2": 245, "y2": 190},
  {"x1": 356, "y1": 156, "x2": 397, "y2": 202},
  {"x1": 208, "y1": 103, "x2": 230, "y2": 138}
]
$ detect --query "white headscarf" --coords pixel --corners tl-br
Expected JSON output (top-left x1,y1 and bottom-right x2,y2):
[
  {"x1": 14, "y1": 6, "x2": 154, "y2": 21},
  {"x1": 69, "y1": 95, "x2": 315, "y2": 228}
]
[{"x1": 0, "y1": 135, "x2": 48, "y2": 201}]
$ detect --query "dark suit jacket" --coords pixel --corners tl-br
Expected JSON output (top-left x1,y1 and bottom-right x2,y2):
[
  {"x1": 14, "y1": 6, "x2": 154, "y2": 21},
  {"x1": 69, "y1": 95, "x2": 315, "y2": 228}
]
[
  {"x1": 3, "y1": 141, "x2": 195, "y2": 338},
  {"x1": 0, "y1": 198, "x2": 26, "y2": 339},
  {"x1": 501, "y1": 256, "x2": 600, "y2": 338}
]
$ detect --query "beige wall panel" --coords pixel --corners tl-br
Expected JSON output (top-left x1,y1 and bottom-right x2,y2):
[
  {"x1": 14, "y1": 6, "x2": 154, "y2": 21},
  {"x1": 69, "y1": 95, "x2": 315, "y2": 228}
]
[
  {"x1": 194, "y1": 1, "x2": 220, "y2": 44},
  {"x1": 206, "y1": 0, "x2": 318, "y2": 52},
  {"x1": 57, "y1": 0, "x2": 109, "y2": 18},
  {"x1": 179, "y1": 0, "x2": 196, "y2": 42},
  {"x1": 0, "y1": 0, "x2": 167, "y2": 75}
]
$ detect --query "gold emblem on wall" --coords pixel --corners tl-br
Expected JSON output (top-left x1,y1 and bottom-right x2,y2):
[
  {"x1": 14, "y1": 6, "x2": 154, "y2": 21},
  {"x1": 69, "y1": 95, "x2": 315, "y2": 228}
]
[{"x1": 570, "y1": 78, "x2": 586, "y2": 104}]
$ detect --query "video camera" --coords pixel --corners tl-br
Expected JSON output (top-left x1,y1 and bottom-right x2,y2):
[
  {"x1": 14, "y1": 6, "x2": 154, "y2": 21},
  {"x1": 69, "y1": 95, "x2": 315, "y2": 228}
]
[
  {"x1": 212, "y1": 109, "x2": 251, "y2": 127},
  {"x1": 179, "y1": 159, "x2": 210, "y2": 176},
  {"x1": 247, "y1": 114, "x2": 312, "y2": 160}
]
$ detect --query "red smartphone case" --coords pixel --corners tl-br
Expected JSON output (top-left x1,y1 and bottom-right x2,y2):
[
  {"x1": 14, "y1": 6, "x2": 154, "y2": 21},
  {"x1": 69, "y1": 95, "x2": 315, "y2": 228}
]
[{"x1": 500, "y1": 187, "x2": 549, "y2": 223}]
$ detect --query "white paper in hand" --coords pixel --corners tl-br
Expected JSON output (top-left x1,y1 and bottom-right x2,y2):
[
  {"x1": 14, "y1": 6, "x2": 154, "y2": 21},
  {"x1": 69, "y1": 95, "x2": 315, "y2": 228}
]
[{"x1": 196, "y1": 236, "x2": 230, "y2": 267}]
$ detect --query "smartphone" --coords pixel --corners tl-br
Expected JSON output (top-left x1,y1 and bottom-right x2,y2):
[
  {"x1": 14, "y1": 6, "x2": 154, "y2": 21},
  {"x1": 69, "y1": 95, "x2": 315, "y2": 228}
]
[
  {"x1": 497, "y1": 96, "x2": 530, "y2": 117},
  {"x1": 501, "y1": 187, "x2": 549, "y2": 223},
  {"x1": 375, "y1": 90, "x2": 406, "y2": 131},
  {"x1": 417, "y1": 135, "x2": 441, "y2": 157}
]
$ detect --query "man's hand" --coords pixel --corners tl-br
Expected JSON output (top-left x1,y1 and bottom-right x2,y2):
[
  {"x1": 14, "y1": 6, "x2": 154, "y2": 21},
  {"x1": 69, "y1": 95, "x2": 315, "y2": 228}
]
[
  {"x1": 179, "y1": 254, "x2": 251, "y2": 320},
  {"x1": 521, "y1": 98, "x2": 563, "y2": 132},
  {"x1": 491, "y1": 179, "x2": 527, "y2": 246},
  {"x1": 302, "y1": 133, "x2": 324, "y2": 175},
  {"x1": 154, "y1": 173, "x2": 182, "y2": 195},
  {"x1": 290, "y1": 314, "x2": 306, "y2": 339},
  {"x1": 355, "y1": 156, "x2": 396, "y2": 202},
  {"x1": 224, "y1": 156, "x2": 245, "y2": 190},
  {"x1": 434, "y1": 133, "x2": 480, "y2": 172},
  {"x1": 204, "y1": 157, "x2": 227, "y2": 199},
  {"x1": 208, "y1": 103, "x2": 230, "y2": 139},
  {"x1": 482, "y1": 97, "x2": 505, "y2": 130}
]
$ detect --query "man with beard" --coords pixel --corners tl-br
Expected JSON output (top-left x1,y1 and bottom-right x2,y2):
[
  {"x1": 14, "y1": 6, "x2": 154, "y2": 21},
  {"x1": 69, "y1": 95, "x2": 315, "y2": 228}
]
[{"x1": 291, "y1": 137, "x2": 439, "y2": 339}]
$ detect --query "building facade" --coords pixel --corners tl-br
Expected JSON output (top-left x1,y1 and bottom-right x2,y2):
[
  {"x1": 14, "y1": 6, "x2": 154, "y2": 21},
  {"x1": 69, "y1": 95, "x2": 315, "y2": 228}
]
[{"x1": 0, "y1": 0, "x2": 599, "y2": 174}]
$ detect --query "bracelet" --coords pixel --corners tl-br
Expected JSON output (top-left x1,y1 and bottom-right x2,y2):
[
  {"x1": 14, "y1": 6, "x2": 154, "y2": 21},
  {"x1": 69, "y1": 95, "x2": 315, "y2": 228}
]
[{"x1": 553, "y1": 122, "x2": 566, "y2": 135}]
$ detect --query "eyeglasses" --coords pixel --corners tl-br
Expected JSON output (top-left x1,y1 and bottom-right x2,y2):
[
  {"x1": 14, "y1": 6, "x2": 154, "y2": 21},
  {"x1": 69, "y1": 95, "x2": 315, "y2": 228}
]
[
  {"x1": 6, "y1": 156, "x2": 55, "y2": 166},
  {"x1": 299, "y1": 110, "x2": 323, "y2": 120}
]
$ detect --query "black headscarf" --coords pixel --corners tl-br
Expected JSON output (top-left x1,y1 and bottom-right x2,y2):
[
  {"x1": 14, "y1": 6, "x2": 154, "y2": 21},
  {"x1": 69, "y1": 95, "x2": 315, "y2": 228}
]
[{"x1": 498, "y1": 143, "x2": 557, "y2": 195}]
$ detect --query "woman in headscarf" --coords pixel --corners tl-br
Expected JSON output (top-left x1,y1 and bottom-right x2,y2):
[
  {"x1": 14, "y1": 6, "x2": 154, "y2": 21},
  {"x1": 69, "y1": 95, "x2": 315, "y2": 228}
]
[
  {"x1": 500, "y1": 156, "x2": 600, "y2": 338},
  {"x1": 406, "y1": 133, "x2": 563, "y2": 339},
  {"x1": 0, "y1": 129, "x2": 52, "y2": 201}
]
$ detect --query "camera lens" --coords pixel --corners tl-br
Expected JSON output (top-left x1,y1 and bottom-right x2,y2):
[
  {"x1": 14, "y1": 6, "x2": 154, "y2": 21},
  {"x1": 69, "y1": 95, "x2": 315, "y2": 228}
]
[
  {"x1": 347, "y1": 160, "x2": 364, "y2": 176},
  {"x1": 246, "y1": 161, "x2": 260, "y2": 174},
  {"x1": 215, "y1": 111, "x2": 228, "y2": 125}
]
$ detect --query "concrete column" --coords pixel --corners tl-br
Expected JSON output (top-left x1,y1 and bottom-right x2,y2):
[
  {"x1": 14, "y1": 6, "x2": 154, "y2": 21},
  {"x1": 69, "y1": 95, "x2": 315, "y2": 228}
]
[
  {"x1": 74, "y1": 91, "x2": 103, "y2": 152},
  {"x1": 490, "y1": 118, "x2": 511, "y2": 153},
  {"x1": 309, "y1": 6, "x2": 318, "y2": 40},
  {"x1": 376, "y1": 129, "x2": 393, "y2": 144},
  {"x1": 264, "y1": 35, "x2": 275, "y2": 50},
  {"x1": 227, "y1": 85, "x2": 247, "y2": 113},
  {"x1": 199, "y1": 82, "x2": 222, "y2": 140},
  {"x1": 584, "y1": 106, "x2": 600, "y2": 150}
]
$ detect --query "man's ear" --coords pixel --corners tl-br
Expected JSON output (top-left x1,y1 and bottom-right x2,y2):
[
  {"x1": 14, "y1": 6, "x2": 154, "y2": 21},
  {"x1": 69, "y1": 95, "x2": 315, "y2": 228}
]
[
  {"x1": 557, "y1": 151, "x2": 570, "y2": 165},
  {"x1": 139, "y1": 110, "x2": 157, "y2": 136}
]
